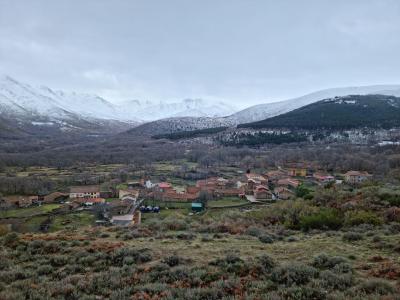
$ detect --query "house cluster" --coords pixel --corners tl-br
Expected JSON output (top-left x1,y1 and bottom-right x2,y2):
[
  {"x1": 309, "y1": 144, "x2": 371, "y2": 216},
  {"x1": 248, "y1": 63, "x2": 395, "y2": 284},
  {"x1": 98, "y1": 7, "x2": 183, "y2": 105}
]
[
  {"x1": 0, "y1": 192, "x2": 68, "y2": 210},
  {"x1": 0, "y1": 162, "x2": 374, "y2": 212}
]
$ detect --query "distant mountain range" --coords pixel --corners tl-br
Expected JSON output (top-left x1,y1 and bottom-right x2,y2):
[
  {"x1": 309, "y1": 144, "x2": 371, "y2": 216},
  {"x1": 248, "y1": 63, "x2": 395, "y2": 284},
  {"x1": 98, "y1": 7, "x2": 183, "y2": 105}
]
[
  {"x1": 2, "y1": 75, "x2": 400, "y2": 138},
  {"x1": 0, "y1": 75, "x2": 237, "y2": 136},
  {"x1": 0, "y1": 75, "x2": 236, "y2": 122}
]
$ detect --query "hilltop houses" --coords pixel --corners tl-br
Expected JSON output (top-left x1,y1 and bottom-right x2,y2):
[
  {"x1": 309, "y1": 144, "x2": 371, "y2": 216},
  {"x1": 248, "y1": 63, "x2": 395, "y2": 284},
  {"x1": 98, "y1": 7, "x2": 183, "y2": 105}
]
[
  {"x1": 344, "y1": 171, "x2": 372, "y2": 185},
  {"x1": 313, "y1": 173, "x2": 335, "y2": 184},
  {"x1": 119, "y1": 189, "x2": 139, "y2": 201},
  {"x1": 0, "y1": 195, "x2": 38, "y2": 208},
  {"x1": 277, "y1": 178, "x2": 300, "y2": 190},
  {"x1": 70, "y1": 185, "x2": 101, "y2": 199},
  {"x1": 274, "y1": 186, "x2": 294, "y2": 200}
]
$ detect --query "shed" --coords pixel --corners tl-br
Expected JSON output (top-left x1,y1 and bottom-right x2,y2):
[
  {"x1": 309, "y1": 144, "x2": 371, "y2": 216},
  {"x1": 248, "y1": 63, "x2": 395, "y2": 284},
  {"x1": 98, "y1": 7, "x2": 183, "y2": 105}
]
[{"x1": 191, "y1": 202, "x2": 203, "y2": 212}]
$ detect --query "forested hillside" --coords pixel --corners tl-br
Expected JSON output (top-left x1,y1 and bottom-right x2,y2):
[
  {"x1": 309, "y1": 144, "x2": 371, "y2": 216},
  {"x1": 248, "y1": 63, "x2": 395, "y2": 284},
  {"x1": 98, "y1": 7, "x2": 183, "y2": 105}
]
[{"x1": 239, "y1": 95, "x2": 400, "y2": 130}]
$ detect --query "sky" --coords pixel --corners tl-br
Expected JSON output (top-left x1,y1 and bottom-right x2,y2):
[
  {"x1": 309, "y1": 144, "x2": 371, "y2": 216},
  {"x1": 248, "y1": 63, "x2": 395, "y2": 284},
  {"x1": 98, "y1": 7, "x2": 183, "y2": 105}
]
[{"x1": 0, "y1": 0, "x2": 400, "y2": 108}]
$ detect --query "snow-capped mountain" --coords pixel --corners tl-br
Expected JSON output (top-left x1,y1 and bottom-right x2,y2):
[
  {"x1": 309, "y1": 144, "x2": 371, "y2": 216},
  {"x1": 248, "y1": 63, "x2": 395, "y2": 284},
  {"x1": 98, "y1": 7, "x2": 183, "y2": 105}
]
[
  {"x1": 0, "y1": 76, "x2": 237, "y2": 124},
  {"x1": 117, "y1": 98, "x2": 237, "y2": 121},
  {"x1": 227, "y1": 85, "x2": 400, "y2": 124},
  {"x1": 0, "y1": 75, "x2": 120, "y2": 120}
]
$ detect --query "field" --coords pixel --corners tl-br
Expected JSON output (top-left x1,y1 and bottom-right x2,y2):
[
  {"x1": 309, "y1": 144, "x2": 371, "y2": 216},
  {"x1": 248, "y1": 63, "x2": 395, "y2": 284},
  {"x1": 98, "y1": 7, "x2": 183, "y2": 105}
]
[
  {"x1": 0, "y1": 204, "x2": 61, "y2": 218},
  {"x1": 208, "y1": 197, "x2": 249, "y2": 208}
]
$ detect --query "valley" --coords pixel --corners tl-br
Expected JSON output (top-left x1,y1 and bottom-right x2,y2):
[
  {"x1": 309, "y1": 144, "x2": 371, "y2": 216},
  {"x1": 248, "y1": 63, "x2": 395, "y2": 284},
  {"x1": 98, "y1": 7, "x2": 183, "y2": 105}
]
[{"x1": 1, "y1": 78, "x2": 400, "y2": 299}]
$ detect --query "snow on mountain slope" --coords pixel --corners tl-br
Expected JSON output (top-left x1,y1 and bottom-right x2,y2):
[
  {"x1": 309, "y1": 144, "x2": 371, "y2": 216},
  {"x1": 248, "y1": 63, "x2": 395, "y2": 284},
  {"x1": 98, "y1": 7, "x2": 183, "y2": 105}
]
[
  {"x1": 0, "y1": 76, "x2": 237, "y2": 123},
  {"x1": 118, "y1": 98, "x2": 237, "y2": 121},
  {"x1": 227, "y1": 85, "x2": 400, "y2": 124},
  {"x1": 0, "y1": 76, "x2": 71, "y2": 118},
  {"x1": 125, "y1": 116, "x2": 234, "y2": 136}
]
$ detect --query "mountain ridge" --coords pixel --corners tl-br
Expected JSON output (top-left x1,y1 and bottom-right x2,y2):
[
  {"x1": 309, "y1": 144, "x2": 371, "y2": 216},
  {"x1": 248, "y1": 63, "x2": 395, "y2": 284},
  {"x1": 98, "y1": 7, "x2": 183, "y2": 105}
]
[{"x1": 226, "y1": 85, "x2": 400, "y2": 124}]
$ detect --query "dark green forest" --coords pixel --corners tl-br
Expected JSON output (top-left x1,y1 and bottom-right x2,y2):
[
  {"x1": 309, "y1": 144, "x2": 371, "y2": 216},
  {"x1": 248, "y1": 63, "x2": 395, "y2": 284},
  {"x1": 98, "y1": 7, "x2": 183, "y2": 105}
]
[{"x1": 239, "y1": 95, "x2": 400, "y2": 130}]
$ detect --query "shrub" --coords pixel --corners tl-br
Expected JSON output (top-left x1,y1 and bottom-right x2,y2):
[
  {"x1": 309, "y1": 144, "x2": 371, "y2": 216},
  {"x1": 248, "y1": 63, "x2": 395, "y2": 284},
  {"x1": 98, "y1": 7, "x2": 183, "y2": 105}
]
[
  {"x1": 342, "y1": 232, "x2": 363, "y2": 242},
  {"x1": 278, "y1": 286, "x2": 326, "y2": 300},
  {"x1": 209, "y1": 254, "x2": 248, "y2": 276},
  {"x1": 299, "y1": 209, "x2": 343, "y2": 231},
  {"x1": 245, "y1": 226, "x2": 263, "y2": 237},
  {"x1": 258, "y1": 235, "x2": 274, "y2": 244},
  {"x1": 163, "y1": 255, "x2": 181, "y2": 267},
  {"x1": 176, "y1": 233, "x2": 195, "y2": 240},
  {"x1": 379, "y1": 193, "x2": 400, "y2": 206},
  {"x1": 356, "y1": 279, "x2": 395, "y2": 295},
  {"x1": 271, "y1": 263, "x2": 318, "y2": 286},
  {"x1": 37, "y1": 264, "x2": 53, "y2": 275},
  {"x1": 372, "y1": 235, "x2": 382, "y2": 243},
  {"x1": 0, "y1": 224, "x2": 10, "y2": 236},
  {"x1": 320, "y1": 270, "x2": 353, "y2": 290},
  {"x1": 344, "y1": 211, "x2": 383, "y2": 227},
  {"x1": 257, "y1": 255, "x2": 276, "y2": 274},
  {"x1": 2, "y1": 232, "x2": 19, "y2": 247},
  {"x1": 312, "y1": 253, "x2": 348, "y2": 270}
]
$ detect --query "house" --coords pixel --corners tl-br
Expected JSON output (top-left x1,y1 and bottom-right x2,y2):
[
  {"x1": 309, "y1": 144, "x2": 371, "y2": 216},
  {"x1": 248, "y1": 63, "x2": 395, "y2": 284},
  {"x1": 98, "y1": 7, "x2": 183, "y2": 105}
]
[
  {"x1": 75, "y1": 197, "x2": 105, "y2": 206},
  {"x1": 214, "y1": 188, "x2": 243, "y2": 198},
  {"x1": 253, "y1": 185, "x2": 273, "y2": 200},
  {"x1": 111, "y1": 214, "x2": 134, "y2": 226},
  {"x1": 157, "y1": 182, "x2": 173, "y2": 192},
  {"x1": 1, "y1": 195, "x2": 38, "y2": 208},
  {"x1": 187, "y1": 186, "x2": 201, "y2": 195},
  {"x1": 277, "y1": 178, "x2": 300, "y2": 190},
  {"x1": 265, "y1": 170, "x2": 287, "y2": 184},
  {"x1": 245, "y1": 173, "x2": 268, "y2": 185},
  {"x1": 145, "y1": 180, "x2": 155, "y2": 189},
  {"x1": 313, "y1": 173, "x2": 335, "y2": 184},
  {"x1": 274, "y1": 187, "x2": 294, "y2": 200},
  {"x1": 70, "y1": 186, "x2": 100, "y2": 199},
  {"x1": 42, "y1": 192, "x2": 69, "y2": 204},
  {"x1": 344, "y1": 171, "x2": 372, "y2": 185},
  {"x1": 119, "y1": 189, "x2": 139, "y2": 201},
  {"x1": 127, "y1": 181, "x2": 144, "y2": 189},
  {"x1": 286, "y1": 162, "x2": 313, "y2": 177},
  {"x1": 245, "y1": 173, "x2": 268, "y2": 194}
]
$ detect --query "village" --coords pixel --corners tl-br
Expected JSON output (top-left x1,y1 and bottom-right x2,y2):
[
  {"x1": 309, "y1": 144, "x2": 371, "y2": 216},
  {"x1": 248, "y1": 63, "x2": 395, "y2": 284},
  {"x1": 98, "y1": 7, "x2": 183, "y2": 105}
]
[{"x1": 0, "y1": 161, "x2": 373, "y2": 232}]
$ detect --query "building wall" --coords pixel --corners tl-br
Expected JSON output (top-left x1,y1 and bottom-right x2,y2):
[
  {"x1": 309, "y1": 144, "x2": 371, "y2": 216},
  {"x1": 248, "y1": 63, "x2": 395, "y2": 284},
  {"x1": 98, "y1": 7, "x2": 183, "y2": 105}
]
[{"x1": 70, "y1": 192, "x2": 100, "y2": 199}]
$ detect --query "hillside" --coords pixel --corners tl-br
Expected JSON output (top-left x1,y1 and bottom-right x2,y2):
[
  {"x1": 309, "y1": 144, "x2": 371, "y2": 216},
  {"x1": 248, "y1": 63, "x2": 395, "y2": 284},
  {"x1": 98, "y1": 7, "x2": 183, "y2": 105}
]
[
  {"x1": 238, "y1": 95, "x2": 400, "y2": 130},
  {"x1": 227, "y1": 85, "x2": 400, "y2": 124},
  {"x1": 124, "y1": 117, "x2": 234, "y2": 137}
]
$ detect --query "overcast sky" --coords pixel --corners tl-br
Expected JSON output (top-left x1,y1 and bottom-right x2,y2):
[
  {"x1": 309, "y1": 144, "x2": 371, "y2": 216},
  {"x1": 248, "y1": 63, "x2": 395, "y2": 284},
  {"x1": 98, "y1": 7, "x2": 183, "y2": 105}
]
[{"x1": 1, "y1": 0, "x2": 400, "y2": 107}]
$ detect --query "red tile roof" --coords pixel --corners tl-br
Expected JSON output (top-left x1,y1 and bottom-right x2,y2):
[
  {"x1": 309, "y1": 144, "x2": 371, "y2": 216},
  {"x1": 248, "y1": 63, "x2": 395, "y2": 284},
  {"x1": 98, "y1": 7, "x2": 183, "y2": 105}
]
[{"x1": 158, "y1": 182, "x2": 172, "y2": 188}]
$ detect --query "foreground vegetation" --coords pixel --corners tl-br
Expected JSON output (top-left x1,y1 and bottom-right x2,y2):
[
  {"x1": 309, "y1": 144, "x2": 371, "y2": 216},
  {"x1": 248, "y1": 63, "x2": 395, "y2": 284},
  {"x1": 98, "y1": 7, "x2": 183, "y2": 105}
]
[{"x1": 1, "y1": 194, "x2": 400, "y2": 299}]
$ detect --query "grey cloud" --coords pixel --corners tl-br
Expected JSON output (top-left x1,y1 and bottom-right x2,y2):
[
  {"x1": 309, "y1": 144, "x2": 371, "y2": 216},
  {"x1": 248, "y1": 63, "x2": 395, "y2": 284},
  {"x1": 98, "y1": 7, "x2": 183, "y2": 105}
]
[{"x1": 0, "y1": 0, "x2": 399, "y2": 108}]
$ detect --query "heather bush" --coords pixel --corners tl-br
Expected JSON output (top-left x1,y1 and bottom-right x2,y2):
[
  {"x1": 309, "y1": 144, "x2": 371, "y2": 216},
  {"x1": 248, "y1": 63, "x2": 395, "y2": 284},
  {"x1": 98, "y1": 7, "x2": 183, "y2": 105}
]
[
  {"x1": 2, "y1": 232, "x2": 19, "y2": 247},
  {"x1": 256, "y1": 255, "x2": 276, "y2": 274},
  {"x1": 344, "y1": 210, "x2": 383, "y2": 226},
  {"x1": 320, "y1": 270, "x2": 353, "y2": 290},
  {"x1": 258, "y1": 234, "x2": 274, "y2": 244},
  {"x1": 312, "y1": 253, "x2": 348, "y2": 270},
  {"x1": 355, "y1": 279, "x2": 395, "y2": 295},
  {"x1": 162, "y1": 255, "x2": 182, "y2": 267},
  {"x1": 277, "y1": 285, "x2": 326, "y2": 299},
  {"x1": 36, "y1": 264, "x2": 53, "y2": 275},
  {"x1": 342, "y1": 232, "x2": 363, "y2": 242},
  {"x1": 299, "y1": 209, "x2": 343, "y2": 231},
  {"x1": 210, "y1": 254, "x2": 249, "y2": 275},
  {"x1": 245, "y1": 226, "x2": 263, "y2": 237},
  {"x1": 271, "y1": 263, "x2": 318, "y2": 286}
]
